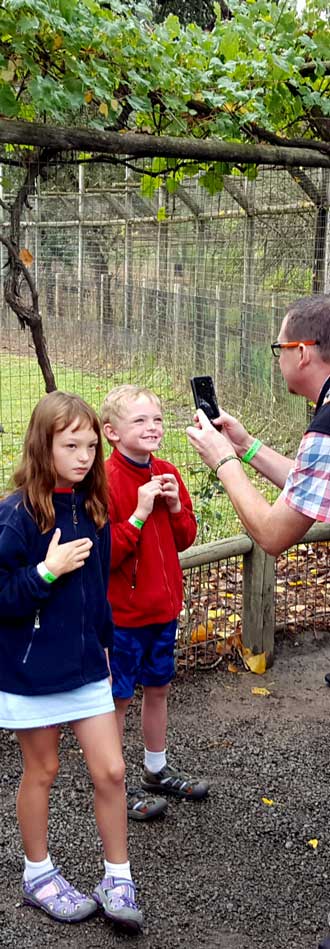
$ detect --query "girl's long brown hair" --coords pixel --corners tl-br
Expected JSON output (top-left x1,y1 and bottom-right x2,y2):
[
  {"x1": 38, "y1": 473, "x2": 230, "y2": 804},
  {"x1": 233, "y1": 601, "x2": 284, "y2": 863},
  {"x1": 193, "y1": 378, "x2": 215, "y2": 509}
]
[{"x1": 12, "y1": 391, "x2": 108, "y2": 532}]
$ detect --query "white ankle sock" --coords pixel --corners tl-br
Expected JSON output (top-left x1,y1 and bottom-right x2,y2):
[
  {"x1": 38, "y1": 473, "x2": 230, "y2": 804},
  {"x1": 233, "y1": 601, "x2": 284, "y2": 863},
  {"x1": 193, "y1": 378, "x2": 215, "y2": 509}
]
[
  {"x1": 104, "y1": 859, "x2": 131, "y2": 882},
  {"x1": 144, "y1": 748, "x2": 167, "y2": 773},
  {"x1": 24, "y1": 853, "x2": 54, "y2": 882}
]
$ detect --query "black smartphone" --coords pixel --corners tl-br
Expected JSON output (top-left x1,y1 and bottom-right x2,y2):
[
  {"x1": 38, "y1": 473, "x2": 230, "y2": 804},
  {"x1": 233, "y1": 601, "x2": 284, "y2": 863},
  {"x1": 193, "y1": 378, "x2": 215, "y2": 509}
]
[{"x1": 190, "y1": 375, "x2": 220, "y2": 422}]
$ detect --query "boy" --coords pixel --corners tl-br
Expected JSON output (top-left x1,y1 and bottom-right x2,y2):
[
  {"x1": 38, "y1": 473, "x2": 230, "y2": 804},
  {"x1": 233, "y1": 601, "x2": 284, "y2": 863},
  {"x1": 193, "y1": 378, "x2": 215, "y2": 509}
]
[{"x1": 101, "y1": 384, "x2": 209, "y2": 821}]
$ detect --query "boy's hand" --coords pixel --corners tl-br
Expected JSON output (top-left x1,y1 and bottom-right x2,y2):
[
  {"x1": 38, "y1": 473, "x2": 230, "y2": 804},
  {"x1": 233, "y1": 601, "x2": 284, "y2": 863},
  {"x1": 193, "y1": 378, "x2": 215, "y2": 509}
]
[
  {"x1": 134, "y1": 480, "x2": 163, "y2": 521},
  {"x1": 156, "y1": 473, "x2": 181, "y2": 513},
  {"x1": 44, "y1": 528, "x2": 93, "y2": 577}
]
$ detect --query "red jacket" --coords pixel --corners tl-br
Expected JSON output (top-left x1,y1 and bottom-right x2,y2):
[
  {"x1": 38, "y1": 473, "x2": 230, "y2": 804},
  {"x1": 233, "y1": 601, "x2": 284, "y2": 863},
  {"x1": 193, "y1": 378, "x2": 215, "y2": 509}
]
[{"x1": 105, "y1": 449, "x2": 197, "y2": 627}]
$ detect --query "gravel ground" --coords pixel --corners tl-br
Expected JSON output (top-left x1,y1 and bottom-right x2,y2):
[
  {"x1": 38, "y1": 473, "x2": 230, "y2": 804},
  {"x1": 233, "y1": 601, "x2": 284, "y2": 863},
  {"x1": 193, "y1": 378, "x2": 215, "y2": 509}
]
[{"x1": 2, "y1": 634, "x2": 330, "y2": 949}]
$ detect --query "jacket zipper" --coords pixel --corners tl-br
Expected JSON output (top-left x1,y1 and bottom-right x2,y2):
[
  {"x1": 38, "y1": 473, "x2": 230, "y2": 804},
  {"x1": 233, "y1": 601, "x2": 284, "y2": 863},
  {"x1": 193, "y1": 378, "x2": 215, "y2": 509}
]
[
  {"x1": 22, "y1": 609, "x2": 40, "y2": 664},
  {"x1": 131, "y1": 557, "x2": 138, "y2": 589},
  {"x1": 72, "y1": 489, "x2": 86, "y2": 675},
  {"x1": 131, "y1": 462, "x2": 152, "y2": 589}
]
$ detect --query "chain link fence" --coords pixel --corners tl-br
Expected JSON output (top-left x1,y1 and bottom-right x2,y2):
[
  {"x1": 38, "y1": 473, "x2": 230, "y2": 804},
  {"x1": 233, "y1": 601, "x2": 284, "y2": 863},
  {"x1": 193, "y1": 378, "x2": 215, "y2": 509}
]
[{"x1": 0, "y1": 153, "x2": 329, "y2": 659}]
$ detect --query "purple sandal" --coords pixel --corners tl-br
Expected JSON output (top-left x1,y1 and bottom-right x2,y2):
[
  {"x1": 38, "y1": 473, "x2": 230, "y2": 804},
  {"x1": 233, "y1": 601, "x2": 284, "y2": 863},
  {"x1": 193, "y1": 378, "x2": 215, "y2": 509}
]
[
  {"x1": 22, "y1": 867, "x2": 97, "y2": 922},
  {"x1": 93, "y1": 875, "x2": 143, "y2": 931}
]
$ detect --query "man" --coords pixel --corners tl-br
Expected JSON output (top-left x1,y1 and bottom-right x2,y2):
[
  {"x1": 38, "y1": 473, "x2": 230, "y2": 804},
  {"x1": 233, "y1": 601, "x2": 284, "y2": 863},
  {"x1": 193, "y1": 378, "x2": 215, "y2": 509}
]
[
  {"x1": 188, "y1": 293, "x2": 330, "y2": 949},
  {"x1": 186, "y1": 294, "x2": 330, "y2": 582}
]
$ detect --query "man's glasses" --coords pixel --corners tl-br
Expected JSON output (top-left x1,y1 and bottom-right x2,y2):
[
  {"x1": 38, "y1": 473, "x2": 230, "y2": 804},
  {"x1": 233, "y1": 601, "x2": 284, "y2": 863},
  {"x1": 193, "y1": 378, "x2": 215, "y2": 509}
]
[{"x1": 271, "y1": 340, "x2": 319, "y2": 358}]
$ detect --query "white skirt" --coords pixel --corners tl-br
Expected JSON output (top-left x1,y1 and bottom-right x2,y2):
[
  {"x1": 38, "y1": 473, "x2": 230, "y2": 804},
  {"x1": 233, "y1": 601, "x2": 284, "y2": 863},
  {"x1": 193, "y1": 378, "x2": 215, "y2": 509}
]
[{"x1": 0, "y1": 677, "x2": 115, "y2": 730}]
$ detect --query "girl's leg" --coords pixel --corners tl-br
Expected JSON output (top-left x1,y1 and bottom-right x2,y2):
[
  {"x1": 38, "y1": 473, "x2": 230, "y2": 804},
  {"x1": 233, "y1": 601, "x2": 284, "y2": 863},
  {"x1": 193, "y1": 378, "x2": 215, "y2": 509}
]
[
  {"x1": 16, "y1": 726, "x2": 60, "y2": 861},
  {"x1": 141, "y1": 684, "x2": 170, "y2": 752},
  {"x1": 72, "y1": 712, "x2": 127, "y2": 863}
]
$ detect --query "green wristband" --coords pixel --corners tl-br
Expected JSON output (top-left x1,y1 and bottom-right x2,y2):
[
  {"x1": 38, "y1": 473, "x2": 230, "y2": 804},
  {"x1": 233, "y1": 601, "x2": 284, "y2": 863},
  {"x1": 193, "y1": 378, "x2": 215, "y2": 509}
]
[
  {"x1": 241, "y1": 438, "x2": 263, "y2": 464},
  {"x1": 214, "y1": 455, "x2": 241, "y2": 476},
  {"x1": 128, "y1": 514, "x2": 144, "y2": 529},
  {"x1": 37, "y1": 561, "x2": 57, "y2": 583}
]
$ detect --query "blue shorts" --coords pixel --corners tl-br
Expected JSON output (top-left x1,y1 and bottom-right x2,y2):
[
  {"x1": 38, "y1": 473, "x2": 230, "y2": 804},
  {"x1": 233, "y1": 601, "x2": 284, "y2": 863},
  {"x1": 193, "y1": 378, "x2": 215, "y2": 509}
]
[{"x1": 110, "y1": 620, "x2": 177, "y2": 699}]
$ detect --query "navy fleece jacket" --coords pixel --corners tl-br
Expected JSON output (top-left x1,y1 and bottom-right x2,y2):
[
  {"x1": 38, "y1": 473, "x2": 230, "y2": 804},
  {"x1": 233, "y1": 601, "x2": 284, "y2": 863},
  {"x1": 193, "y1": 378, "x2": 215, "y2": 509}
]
[{"x1": 0, "y1": 490, "x2": 112, "y2": 696}]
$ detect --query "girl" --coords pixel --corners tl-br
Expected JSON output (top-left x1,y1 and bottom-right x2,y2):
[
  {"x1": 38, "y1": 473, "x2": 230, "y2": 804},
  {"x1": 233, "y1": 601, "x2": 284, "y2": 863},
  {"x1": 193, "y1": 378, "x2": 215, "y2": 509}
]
[{"x1": 0, "y1": 391, "x2": 142, "y2": 931}]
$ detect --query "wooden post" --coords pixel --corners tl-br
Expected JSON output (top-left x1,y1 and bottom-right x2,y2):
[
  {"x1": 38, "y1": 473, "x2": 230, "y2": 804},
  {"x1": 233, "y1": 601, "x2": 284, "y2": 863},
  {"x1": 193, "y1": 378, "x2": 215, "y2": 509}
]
[
  {"x1": 242, "y1": 542, "x2": 275, "y2": 666},
  {"x1": 240, "y1": 181, "x2": 255, "y2": 398},
  {"x1": 100, "y1": 273, "x2": 104, "y2": 331},
  {"x1": 124, "y1": 165, "x2": 133, "y2": 332},
  {"x1": 77, "y1": 164, "x2": 84, "y2": 322},
  {"x1": 141, "y1": 277, "x2": 146, "y2": 338},
  {"x1": 173, "y1": 280, "x2": 181, "y2": 364},
  {"x1": 55, "y1": 273, "x2": 59, "y2": 323},
  {"x1": 0, "y1": 164, "x2": 3, "y2": 305}
]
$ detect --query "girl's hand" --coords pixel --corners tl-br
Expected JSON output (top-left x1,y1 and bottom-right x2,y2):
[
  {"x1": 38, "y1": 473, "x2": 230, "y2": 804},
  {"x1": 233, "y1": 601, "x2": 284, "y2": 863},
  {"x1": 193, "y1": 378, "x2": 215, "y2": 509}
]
[
  {"x1": 156, "y1": 473, "x2": 181, "y2": 513},
  {"x1": 187, "y1": 409, "x2": 237, "y2": 470},
  {"x1": 44, "y1": 528, "x2": 93, "y2": 577}
]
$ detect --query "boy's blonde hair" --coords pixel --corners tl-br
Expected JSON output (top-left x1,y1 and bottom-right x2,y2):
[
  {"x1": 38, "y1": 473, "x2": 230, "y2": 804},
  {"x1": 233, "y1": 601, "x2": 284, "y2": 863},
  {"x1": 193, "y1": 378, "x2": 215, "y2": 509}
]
[{"x1": 100, "y1": 384, "x2": 162, "y2": 430}]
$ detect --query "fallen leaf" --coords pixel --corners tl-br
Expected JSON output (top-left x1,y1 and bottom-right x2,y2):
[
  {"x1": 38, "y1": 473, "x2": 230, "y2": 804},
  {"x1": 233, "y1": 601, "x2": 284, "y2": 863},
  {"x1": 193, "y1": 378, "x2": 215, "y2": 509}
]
[
  {"x1": 308, "y1": 838, "x2": 318, "y2": 850},
  {"x1": 228, "y1": 612, "x2": 241, "y2": 624},
  {"x1": 99, "y1": 101, "x2": 109, "y2": 117},
  {"x1": 262, "y1": 797, "x2": 274, "y2": 806},
  {"x1": 19, "y1": 248, "x2": 33, "y2": 266},
  {"x1": 215, "y1": 639, "x2": 233, "y2": 655},
  {"x1": 190, "y1": 621, "x2": 214, "y2": 644},
  {"x1": 227, "y1": 662, "x2": 239, "y2": 674},
  {"x1": 251, "y1": 687, "x2": 270, "y2": 696},
  {"x1": 244, "y1": 652, "x2": 267, "y2": 675}
]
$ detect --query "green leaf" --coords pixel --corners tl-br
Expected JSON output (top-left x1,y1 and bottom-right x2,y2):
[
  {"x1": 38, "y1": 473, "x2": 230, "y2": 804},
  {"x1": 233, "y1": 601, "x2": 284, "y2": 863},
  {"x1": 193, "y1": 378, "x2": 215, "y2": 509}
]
[
  {"x1": 0, "y1": 83, "x2": 19, "y2": 116},
  {"x1": 166, "y1": 176, "x2": 179, "y2": 194},
  {"x1": 58, "y1": 0, "x2": 78, "y2": 23},
  {"x1": 157, "y1": 206, "x2": 167, "y2": 221},
  {"x1": 200, "y1": 167, "x2": 224, "y2": 194},
  {"x1": 141, "y1": 174, "x2": 158, "y2": 198}
]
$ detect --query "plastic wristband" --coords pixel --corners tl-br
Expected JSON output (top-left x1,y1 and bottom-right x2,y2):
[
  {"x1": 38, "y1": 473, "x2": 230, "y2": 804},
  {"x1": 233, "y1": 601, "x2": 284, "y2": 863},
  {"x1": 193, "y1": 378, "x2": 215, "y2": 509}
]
[
  {"x1": 128, "y1": 514, "x2": 145, "y2": 529},
  {"x1": 37, "y1": 561, "x2": 57, "y2": 583},
  {"x1": 241, "y1": 438, "x2": 263, "y2": 464},
  {"x1": 214, "y1": 455, "x2": 241, "y2": 476}
]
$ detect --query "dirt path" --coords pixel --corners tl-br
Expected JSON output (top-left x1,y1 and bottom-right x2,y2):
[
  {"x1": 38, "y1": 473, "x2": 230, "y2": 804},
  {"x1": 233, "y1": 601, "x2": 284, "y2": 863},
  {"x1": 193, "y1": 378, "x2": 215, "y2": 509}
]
[{"x1": 1, "y1": 633, "x2": 330, "y2": 949}]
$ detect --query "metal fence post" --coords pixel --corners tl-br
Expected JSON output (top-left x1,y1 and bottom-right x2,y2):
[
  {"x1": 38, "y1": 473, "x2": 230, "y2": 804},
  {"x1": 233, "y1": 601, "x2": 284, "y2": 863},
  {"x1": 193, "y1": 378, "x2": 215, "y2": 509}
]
[{"x1": 242, "y1": 542, "x2": 275, "y2": 666}]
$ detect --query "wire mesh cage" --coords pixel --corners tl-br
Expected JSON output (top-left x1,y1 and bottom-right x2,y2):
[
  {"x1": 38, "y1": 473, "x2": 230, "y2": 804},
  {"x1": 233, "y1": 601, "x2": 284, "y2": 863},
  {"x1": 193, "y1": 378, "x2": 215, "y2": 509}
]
[{"x1": 0, "y1": 148, "x2": 330, "y2": 653}]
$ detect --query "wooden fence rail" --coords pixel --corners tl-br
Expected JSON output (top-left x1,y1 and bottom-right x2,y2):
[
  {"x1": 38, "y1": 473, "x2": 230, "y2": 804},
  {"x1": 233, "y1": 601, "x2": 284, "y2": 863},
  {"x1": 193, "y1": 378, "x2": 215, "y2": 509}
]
[{"x1": 179, "y1": 523, "x2": 330, "y2": 667}]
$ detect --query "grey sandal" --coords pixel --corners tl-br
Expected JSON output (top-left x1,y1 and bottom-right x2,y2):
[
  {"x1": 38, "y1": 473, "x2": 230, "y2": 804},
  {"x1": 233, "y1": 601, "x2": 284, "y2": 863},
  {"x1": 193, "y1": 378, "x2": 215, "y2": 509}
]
[
  {"x1": 22, "y1": 867, "x2": 97, "y2": 922},
  {"x1": 127, "y1": 786, "x2": 167, "y2": 820}
]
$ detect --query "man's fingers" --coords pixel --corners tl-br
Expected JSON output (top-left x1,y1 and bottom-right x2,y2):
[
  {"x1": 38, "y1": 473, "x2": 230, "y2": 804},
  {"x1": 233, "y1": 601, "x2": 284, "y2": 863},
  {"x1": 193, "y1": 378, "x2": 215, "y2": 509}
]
[{"x1": 196, "y1": 408, "x2": 213, "y2": 429}]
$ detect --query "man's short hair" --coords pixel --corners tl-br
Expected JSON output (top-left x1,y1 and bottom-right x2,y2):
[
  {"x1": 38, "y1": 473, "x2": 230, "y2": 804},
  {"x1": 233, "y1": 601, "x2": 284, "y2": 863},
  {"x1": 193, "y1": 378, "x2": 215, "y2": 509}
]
[
  {"x1": 286, "y1": 294, "x2": 330, "y2": 361},
  {"x1": 100, "y1": 384, "x2": 162, "y2": 428}
]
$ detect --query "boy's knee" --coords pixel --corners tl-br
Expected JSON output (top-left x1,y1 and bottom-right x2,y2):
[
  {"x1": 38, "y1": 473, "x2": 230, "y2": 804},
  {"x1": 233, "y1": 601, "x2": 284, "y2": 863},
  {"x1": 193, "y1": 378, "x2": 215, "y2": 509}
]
[{"x1": 144, "y1": 683, "x2": 170, "y2": 702}]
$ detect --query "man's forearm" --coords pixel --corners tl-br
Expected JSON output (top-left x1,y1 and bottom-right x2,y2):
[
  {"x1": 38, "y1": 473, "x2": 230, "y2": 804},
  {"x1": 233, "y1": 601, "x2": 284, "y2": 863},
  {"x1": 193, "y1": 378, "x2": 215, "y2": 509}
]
[
  {"x1": 246, "y1": 442, "x2": 294, "y2": 489},
  {"x1": 217, "y1": 459, "x2": 312, "y2": 556},
  {"x1": 218, "y1": 461, "x2": 275, "y2": 548}
]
